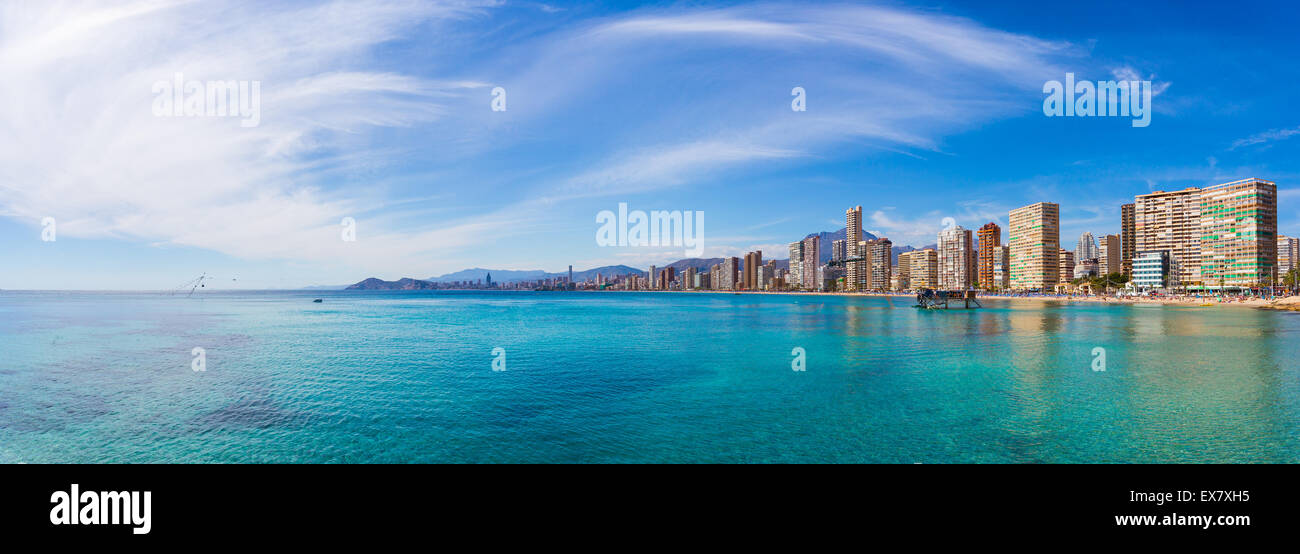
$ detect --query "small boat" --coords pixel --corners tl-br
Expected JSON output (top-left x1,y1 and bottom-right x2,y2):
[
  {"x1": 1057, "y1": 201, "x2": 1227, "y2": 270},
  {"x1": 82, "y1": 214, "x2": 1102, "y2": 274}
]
[{"x1": 313, "y1": 298, "x2": 323, "y2": 303}]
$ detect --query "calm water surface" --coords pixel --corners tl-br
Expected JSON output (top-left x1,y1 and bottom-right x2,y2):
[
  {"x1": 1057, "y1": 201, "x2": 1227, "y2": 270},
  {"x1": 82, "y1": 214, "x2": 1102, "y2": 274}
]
[{"x1": 2, "y1": 290, "x2": 1298, "y2": 463}]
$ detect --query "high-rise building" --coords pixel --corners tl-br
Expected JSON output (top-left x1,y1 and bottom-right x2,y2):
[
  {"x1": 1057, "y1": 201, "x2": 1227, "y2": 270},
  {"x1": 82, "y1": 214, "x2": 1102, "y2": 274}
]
[
  {"x1": 1135, "y1": 187, "x2": 1202, "y2": 287},
  {"x1": 1133, "y1": 250, "x2": 1170, "y2": 290},
  {"x1": 722, "y1": 257, "x2": 739, "y2": 290},
  {"x1": 1075, "y1": 232, "x2": 1098, "y2": 261},
  {"x1": 850, "y1": 240, "x2": 870, "y2": 290},
  {"x1": 1098, "y1": 234, "x2": 1121, "y2": 275},
  {"x1": 938, "y1": 225, "x2": 975, "y2": 290},
  {"x1": 977, "y1": 223, "x2": 1001, "y2": 290},
  {"x1": 568, "y1": 265, "x2": 574, "y2": 289},
  {"x1": 895, "y1": 251, "x2": 913, "y2": 290},
  {"x1": 743, "y1": 250, "x2": 762, "y2": 290},
  {"x1": 1199, "y1": 178, "x2": 1278, "y2": 289},
  {"x1": 658, "y1": 267, "x2": 675, "y2": 290},
  {"x1": 682, "y1": 267, "x2": 696, "y2": 291},
  {"x1": 991, "y1": 245, "x2": 1011, "y2": 290},
  {"x1": 867, "y1": 238, "x2": 892, "y2": 290},
  {"x1": 801, "y1": 236, "x2": 820, "y2": 290},
  {"x1": 1279, "y1": 235, "x2": 1300, "y2": 277},
  {"x1": 648, "y1": 265, "x2": 656, "y2": 289},
  {"x1": 1059, "y1": 249, "x2": 1075, "y2": 283},
  {"x1": 831, "y1": 239, "x2": 846, "y2": 262},
  {"x1": 846, "y1": 206, "x2": 863, "y2": 248},
  {"x1": 1121, "y1": 203, "x2": 1136, "y2": 276},
  {"x1": 788, "y1": 241, "x2": 803, "y2": 289},
  {"x1": 1009, "y1": 202, "x2": 1060, "y2": 290},
  {"x1": 845, "y1": 206, "x2": 864, "y2": 291},
  {"x1": 910, "y1": 248, "x2": 939, "y2": 289}
]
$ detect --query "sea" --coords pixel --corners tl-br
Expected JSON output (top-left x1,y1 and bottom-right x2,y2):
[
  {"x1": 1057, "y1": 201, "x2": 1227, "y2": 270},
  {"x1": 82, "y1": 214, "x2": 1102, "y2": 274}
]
[{"x1": 2, "y1": 290, "x2": 1298, "y2": 463}]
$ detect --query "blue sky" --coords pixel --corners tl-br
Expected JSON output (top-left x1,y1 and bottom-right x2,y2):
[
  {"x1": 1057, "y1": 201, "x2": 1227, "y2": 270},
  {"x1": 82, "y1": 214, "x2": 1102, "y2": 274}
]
[{"x1": 3, "y1": 0, "x2": 1299, "y2": 289}]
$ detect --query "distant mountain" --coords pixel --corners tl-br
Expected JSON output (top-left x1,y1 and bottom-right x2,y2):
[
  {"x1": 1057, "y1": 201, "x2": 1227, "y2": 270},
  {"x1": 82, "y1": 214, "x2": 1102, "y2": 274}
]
[
  {"x1": 427, "y1": 268, "x2": 547, "y2": 283},
  {"x1": 402, "y1": 227, "x2": 932, "y2": 287},
  {"x1": 345, "y1": 278, "x2": 440, "y2": 290},
  {"x1": 427, "y1": 265, "x2": 642, "y2": 284},
  {"x1": 571, "y1": 265, "x2": 642, "y2": 281},
  {"x1": 665, "y1": 258, "x2": 723, "y2": 272}
]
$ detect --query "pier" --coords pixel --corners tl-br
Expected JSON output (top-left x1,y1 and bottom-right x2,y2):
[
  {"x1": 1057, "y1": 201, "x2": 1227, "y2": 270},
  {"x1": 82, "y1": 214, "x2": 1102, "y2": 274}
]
[{"x1": 915, "y1": 289, "x2": 981, "y2": 309}]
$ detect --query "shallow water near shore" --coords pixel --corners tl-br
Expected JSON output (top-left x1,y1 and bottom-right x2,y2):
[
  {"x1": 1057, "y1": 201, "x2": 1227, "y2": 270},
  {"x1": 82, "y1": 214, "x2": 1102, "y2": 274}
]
[{"x1": 2, "y1": 290, "x2": 1298, "y2": 463}]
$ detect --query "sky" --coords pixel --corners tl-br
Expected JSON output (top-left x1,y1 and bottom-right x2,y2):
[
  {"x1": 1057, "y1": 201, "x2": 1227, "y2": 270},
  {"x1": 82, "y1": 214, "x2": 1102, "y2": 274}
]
[{"x1": 3, "y1": 0, "x2": 1300, "y2": 290}]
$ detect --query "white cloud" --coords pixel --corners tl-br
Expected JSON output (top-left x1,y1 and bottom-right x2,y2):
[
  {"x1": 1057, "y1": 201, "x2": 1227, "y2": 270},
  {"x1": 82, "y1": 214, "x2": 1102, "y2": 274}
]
[
  {"x1": 1229, "y1": 125, "x2": 1300, "y2": 150},
  {"x1": 0, "y1": 0, "x2": 498, "y2": 279}
]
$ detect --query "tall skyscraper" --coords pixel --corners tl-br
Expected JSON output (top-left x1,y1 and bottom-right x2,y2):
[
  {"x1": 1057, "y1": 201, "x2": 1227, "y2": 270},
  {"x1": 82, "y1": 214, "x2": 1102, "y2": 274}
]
[
  {"x1": 845, "y1": 206, "x2": 864, "y2": 291},
  {"x1": 1121, "y1": 203, "x2": 1136, "y2": 276},
  {"x1": 568, "y1": 265, "x2": 574, "y2": 290},
  {"x1": 1075, "y1": 232, "x2": 1098, "y2": 261},
  {"x1": 910, "y1": 248, "x2": 939, "y2": 289},
  {"x1": 867, "y1": 238, "x2": 892, "y2": 290},
  {"x1": 895, "y1": 250, "x2": 913, "y2": 290},
  {"x1": 1098, "y1": 234, "x2": 1121, "y2": 275},
  {"x1": 722, "y1": 257, "x2": 739, "y2": 290},
  {"x1": 788, "y1": 241, "x2": 804, "y2": 289},
  {"x1": 1199, "y1": 178, "x2": 1278, "y2": 289},
  {"x1": 938, "y1": 225, "x2": 975, "y2": 290},
  {"x1": 1279, "y1": 235, "x2": 1299, "y2": 277},
  {"x1": 801, "y1": 236, "x2": 820, "y2": 290},
  {"x1": 1135, "y1": 187, "x2": 1202, "y2": 287},
  {"x1": 743, "y1": 251, "x2": 762, "y2": 290},
  {"x1": 831, "y1": 239, "x2": 846, "y2": 262},
  {"x1": 1009, "y1": 202, "x2": 1060, "y2": 290},
  {"x1": 1059, "y1": 249, "x2": 1075, "y2": 284},
  {"x1": 992, "y1": 245, "x2": 1011, "y2": 290},
  {"x1": 977, "y1": 223, "x2": 1001, "y2": 290},
  {"x1": 648, "y1": 265, "x2": 656, "y2": 289}
]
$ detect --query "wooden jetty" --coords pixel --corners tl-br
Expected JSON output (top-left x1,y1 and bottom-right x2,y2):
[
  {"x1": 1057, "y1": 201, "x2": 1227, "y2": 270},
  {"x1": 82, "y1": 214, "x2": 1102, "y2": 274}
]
[{"x1": 915, "y1": 289, "x2": 981, "y2": 309}]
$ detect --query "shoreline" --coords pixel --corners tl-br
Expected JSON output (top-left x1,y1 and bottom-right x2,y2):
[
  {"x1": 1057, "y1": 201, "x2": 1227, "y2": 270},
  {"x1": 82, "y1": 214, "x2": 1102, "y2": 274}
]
[{"x1": 588, "y1": 288, "x2": 1300, "y2": 310}]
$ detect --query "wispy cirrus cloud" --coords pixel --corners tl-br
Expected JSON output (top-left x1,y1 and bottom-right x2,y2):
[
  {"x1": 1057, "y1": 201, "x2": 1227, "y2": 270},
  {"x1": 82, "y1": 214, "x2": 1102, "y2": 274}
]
[
  {"x1": 1229, "y1": 125, "x2": 1300, "y2": 150},
  {"x1": 0, "y1": 0, "x2": 499, "y2": 279}
]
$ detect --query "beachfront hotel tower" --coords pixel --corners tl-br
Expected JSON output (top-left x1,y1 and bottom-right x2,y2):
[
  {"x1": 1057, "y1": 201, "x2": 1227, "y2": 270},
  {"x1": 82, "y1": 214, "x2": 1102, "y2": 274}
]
[
  {"x1": 1280, "y1": 235, "x2": 1300, "y2": 276},
  {"x1": 977, "y1": 223, "x2": 1000, "y2": 290},
  {"x1": 910, "y1": 248, "x2": 939, "y2": 289},
  {"x1": 743, "y1": 250, "x2": 762, "y2": 290},
  {"x1": 992, "y1": 245, "x2": 1011, "y2": 290},
  {"x1": 845, "y1": 206, "x2": 865, "y2": 291},
  {"x1": 1199, "y1": 178, "x2": 1278, "y2": 289},
  {"x1": 1059, "y1": 249, "x2": 1075, "y2": 283},
  {"x1": 1008, "y1": 202, "x2": 1060, "y2": 290},
  {"x1": 787, "y1": 241, "x2": 803, "y2": 289},
  {"x1": 895, "y1": 251, "x2": 913, "y2": 290},
  {"x1": 801, "y1": 236, "x2": 821, "y2": 290},
  {"x1": 1135, "y1": 187, "x2": 1202, "y2": 287},
  {"x1": 1121, "y1": 203, "x2": 1136, "y2": 276},
  {"x1": 868, "y1": 238, "x2": 892, "y2": 290},
  {"x1": 938, "y1": 225, "x2": 975, "y2": 290},
  {"x1": 1099, "y1": 234, "x2": 1121, "y2": 275}
]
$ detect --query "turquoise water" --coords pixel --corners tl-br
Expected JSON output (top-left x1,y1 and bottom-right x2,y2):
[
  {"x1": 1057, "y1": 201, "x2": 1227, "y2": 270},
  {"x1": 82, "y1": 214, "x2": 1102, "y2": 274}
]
[{"x1": 2, "y1": 290, "x2": 1299, "y2": 463}]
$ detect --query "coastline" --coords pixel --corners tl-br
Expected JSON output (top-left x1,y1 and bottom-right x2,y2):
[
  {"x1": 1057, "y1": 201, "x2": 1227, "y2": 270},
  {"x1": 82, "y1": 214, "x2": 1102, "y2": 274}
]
[{"x1": 586, "y1": 288, "x2": 1300, "y2": 310}]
